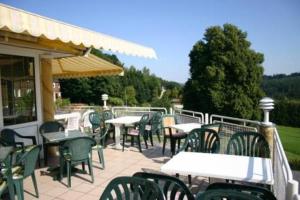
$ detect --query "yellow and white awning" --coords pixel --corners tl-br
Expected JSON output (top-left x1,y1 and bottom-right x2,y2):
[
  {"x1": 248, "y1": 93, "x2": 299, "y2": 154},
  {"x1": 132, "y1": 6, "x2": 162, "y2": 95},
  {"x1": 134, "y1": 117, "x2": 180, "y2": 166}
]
[
  {"x1": 52, "y1": 54, "x2": 123, "y2": 79},
  {"x1": 0, "y1": 3, "x2": 157, "y2": 59}
]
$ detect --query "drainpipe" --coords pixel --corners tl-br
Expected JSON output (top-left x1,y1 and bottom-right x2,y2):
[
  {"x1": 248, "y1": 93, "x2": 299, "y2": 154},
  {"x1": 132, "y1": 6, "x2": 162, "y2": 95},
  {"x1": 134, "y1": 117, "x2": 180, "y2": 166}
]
[{"x1": 259, "y1": 97, "x2": 275, "y2": 160}]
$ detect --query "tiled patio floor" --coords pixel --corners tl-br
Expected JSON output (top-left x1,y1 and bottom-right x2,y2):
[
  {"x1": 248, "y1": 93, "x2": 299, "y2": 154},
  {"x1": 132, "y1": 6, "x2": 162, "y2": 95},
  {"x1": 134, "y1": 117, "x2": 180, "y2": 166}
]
[{"x1": 6, "y1": 142, "x2": 211, "y2": 200}]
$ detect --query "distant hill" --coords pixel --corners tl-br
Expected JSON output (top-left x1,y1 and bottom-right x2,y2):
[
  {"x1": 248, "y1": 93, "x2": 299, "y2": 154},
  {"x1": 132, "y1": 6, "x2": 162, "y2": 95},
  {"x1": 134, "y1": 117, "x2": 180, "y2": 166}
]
[{"x1": 262, "y1": 73, "x2": 300, "y2": 100}]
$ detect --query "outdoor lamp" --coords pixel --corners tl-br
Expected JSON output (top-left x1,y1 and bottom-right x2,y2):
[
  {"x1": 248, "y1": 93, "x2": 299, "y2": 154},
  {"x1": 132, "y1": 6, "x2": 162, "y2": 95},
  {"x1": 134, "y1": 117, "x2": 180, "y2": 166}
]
[
  {"x1": 102, "y1": 94, "x2": 109, "y2": 110},
  {"x1": 259, "y1": 97, "x2": 274, "y2": 125}
]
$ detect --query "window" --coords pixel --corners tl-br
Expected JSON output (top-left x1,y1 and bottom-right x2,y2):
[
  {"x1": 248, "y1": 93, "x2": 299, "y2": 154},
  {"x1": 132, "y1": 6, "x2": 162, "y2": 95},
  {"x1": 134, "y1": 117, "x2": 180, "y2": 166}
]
[{"x1": 0, "y1": 54, "x2": 37, "y2": 125}]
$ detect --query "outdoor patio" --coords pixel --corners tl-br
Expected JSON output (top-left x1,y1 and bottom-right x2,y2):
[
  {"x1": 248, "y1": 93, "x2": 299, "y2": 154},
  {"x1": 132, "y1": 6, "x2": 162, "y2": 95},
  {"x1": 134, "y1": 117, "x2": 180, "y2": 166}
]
[{"x1": 18, "y1": 143, "x2": 209, "y2": 200}]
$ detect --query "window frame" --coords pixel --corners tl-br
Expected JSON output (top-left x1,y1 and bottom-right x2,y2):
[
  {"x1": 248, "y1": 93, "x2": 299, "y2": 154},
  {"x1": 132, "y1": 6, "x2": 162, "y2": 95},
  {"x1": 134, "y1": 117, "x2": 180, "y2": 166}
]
[{"x1": 0, "y1": 44, "x2": 42, "y2": 129}]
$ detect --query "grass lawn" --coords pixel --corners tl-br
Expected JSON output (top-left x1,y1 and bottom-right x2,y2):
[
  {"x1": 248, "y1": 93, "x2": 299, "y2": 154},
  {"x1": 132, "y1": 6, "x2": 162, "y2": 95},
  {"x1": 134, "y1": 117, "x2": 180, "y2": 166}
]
[{"x1": 277, "y1": 125, "x2": 300, "y2": 169}]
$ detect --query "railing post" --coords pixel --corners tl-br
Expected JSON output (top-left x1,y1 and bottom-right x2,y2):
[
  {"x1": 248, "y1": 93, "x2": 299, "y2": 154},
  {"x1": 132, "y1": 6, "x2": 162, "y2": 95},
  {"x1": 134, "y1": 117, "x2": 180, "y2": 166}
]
[
  {"x1": 259, "y1": 97, "x2": 275, "y2": 160},
  {"x1": 205, "y1": 113, "x2": 209, "y2": 124},
  {"x1": 286, "y1": 180, "x2": 299, "y2": 200}
]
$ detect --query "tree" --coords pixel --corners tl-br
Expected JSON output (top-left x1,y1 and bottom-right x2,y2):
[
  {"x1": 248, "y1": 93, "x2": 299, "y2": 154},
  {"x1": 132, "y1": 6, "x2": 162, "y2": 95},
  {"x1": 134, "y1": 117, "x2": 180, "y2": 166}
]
[
  {"x1": 183, "y1": 24, "x2": 264, "y2": 119},
  {"x1": 124, "y1": 86, "x2": 137, "y2": 106}
]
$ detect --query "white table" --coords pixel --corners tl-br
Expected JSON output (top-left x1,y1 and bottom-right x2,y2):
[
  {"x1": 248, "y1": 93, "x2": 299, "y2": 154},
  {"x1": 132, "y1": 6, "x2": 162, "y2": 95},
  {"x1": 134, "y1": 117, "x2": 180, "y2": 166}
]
[
  {"x1": 105, "y1": 116, "x2": 141, "y2": 149},
  {"x1": 169, "y1": 123, "x2": 202, "y2": 133},
  {"x1": 161, "y1": 152, "x2": 274, "y2": 185}
]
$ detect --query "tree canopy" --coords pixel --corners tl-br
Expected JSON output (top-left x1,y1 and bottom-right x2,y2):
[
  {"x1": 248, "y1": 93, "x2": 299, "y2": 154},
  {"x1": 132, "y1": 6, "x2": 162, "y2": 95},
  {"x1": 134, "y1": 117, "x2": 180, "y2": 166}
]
[
  {"x1": 59, "y1": 49, "x2": 182, "y2": 108},
  {"x1": 183, "y1": 24, "x2": 264, "y2": 119}
]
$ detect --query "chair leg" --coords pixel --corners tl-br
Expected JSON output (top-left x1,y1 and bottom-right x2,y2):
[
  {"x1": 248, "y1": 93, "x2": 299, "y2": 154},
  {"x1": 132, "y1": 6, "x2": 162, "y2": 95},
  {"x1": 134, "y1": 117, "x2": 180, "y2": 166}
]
[
  {"x1": 88, "y1": 156, "x2": 94, "y2": 183},
  {"x1": 122, "y1": 133, "x2": 126, "y2": 152},
  {"x1": 143, "y1": 134, "x2": 148, "y2": 149},
  {"x1": 156, "y1": 131, "x2": 161, "y2": 143},
  {"x1": 31, "y1": 173, "x2": 39, "y2": 198},
  {"x1": 97, "y1": 147, "x2": 105, "y2": 169},
  {"x1": 170, "y1": 138, "x2": 176, "y2": 157},
  {"x1": 188, "y1": 175, "x2": 192, "y2": 185},
  {"x1": 14, "y1": 179, "x2": 24, "y2": 200},
  {"x1": 44, "y1": 145, "x2": 48, "y2": 166},
  {"x1": 149, "y1": 132, "x2": 154, "y2": 146},
  {"x1": 59, "y1": 156, "x2": 64, "y2": 181},
  {"x1": 67, "y1": 161, "x2": 71, "y2": 187},
  {"x1": 162, "y1": 136, "x2": 167, "y2": 155},
  {"x1": 177, "y1": 139, "x2": 181, "y2": 150},
  {"x1": 81, "y1": 162, "x2": 86, "y2": 171},
  {"x1": 137, "y1": 136, "x2": 142, "y2": 152}
]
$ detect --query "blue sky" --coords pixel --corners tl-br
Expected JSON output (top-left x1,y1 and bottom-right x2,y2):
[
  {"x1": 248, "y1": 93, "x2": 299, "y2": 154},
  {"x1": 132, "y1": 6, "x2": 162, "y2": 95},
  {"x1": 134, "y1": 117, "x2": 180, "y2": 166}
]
[{"x1": 2, "y1": 0, "x2": 300, "y2": 83}]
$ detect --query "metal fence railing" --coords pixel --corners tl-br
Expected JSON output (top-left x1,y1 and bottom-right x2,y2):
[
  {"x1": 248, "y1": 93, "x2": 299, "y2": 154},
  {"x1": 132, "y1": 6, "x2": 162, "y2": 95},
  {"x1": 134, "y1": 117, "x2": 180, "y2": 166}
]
[
  {"x1": 274, "y1": 128, "x2": 300, "y2": 200},
  {"x1": 111, "y1": 106, "x2": 167, "y2": 118},
  {"x1": 173, "y1": 109, "x2": 204, "y2": 124}
]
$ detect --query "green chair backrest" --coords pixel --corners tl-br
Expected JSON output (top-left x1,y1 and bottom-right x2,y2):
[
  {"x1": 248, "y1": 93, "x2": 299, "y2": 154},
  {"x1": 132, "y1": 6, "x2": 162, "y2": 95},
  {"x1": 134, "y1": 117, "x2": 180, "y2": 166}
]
[
  {"x1": 39, "y1": 121, "x2": 65, "y2": 134},
  {"x1": 89, "y1": 112, "x2": 103, "y2": 132},
  {"x1": 226, "y1": 131, "x2": 270, "y2": 158},
  {"x1": 201, "y1": 123, "x2": 221, "y2": 134},
  {"x1": 180, "y1": 128, "x2": 220, "y2": 153},
  {"x1": 61, "y1": 137, "x2": 95, "y2": 162},
  {"x1": 102, "y1": 110, "x2": 113, "y2": 121},
  {"x1": 206, "y1": 182, "x2": 276, "y2": 200},
  {"x1": 138, "y1": 114, "x2": 150, "y2": 134},
  {"x1": 0, "y1": 129, "x2": 17, "y2": 146},
  {"x1": 133, "y1": 172, "x2": 194, "y2": 200},
  {"x1": 100, "y1": 176, "x2": 165, "y2": 200},
  {"x1": 16, "y1": 145, "x2": 41, "y2": 178},
  {"x1": 150, "y1": 112, "x2": 162, "y2": 134},
  {"x1": 196, "y1": 189, "x2": 262, "y2": 200}
]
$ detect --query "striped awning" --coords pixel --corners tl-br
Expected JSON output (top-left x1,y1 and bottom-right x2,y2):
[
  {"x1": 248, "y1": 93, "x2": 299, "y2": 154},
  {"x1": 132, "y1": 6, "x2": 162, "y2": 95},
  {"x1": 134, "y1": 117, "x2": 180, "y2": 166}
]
[
  {"x1": 52, "y1": 54, "x2": 123, "y2": 79},
  {"x1": 0, "y1": 3, "x2": 157, "y2": 59}
]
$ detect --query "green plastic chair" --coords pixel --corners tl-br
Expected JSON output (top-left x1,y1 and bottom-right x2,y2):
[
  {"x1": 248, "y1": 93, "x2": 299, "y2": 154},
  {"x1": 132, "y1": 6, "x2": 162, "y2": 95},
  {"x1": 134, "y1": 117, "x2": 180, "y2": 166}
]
[
  {"x1": 196, "y1": 189, "x2": 262, "y2": 200},
  {"x1": 205, "y1": 182, "x2": 276, "y2": 200},
  {"x1": 226, "y1": 131, "x2": 270, "y2": 158},
  {"x1": 12, "y1": 145, "x2": 41, "y2": 200},
  {"x1": 0, "y1": 151, "x2": 15, "y2": 200},
  {"x1": 39, "y1": 121, "x2": 65, "y2": 166},
  {"x1": 149, "y1": 112, "x2": 163, "y2": 143},
  {"x1": 100, "y1": 176, "x2": 165, "y2": 200},
  {"x1": 122, "y1": 114, "x2": 150, "y2": 152},
  {"x1": 179, "y1": 128, "x2": 220, "y2": 153},
  {"x1": 59, "y1": 137, "x2": 96, "y2": 187},
  {"x1": 90, "y1": 126, "x2": 109, "y2": 169},
  {"x1": 0, "y1": 128, "x2": 39, "y2": 166},
  {"x1": 133, "y1": 172, "x2": 195, "y2": 200},
  {"x1": 89, "y1": 112, "x2": 103, "y2": 133}
]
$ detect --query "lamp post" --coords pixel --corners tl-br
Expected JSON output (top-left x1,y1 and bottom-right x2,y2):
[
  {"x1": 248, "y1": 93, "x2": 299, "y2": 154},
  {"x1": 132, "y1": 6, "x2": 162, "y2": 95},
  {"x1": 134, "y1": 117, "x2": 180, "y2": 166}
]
[
  {"x1": 101, "y1": 94, "x2": 109, "y2": 110},
  {"x1": 259, "y1": 97, "x2": 275, "y2": 159},
  {"x1": 259, "y1": 97, "x2": 274, "y2": 125}
]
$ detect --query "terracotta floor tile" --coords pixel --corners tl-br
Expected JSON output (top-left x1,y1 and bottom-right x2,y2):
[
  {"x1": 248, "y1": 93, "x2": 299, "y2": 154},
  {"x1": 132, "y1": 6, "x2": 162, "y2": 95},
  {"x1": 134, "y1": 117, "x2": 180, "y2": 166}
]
[{"x1": 57, "y1": 190, "x2": 84, "y2": 200}]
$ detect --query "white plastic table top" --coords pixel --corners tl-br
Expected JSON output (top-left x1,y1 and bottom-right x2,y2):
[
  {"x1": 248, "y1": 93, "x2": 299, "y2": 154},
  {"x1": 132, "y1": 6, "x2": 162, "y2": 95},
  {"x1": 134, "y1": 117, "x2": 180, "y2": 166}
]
[
  {"x1": 169, "y1": 123, "x2": 202, "y2": 133},
  {"x1": 105, "y1": 116, "x2": 142, "y2": 149},
  {"x1": 161, "y1": 152, "x2": 274, "y2": 185},
  {"x1": 105, "y1": 116, "x2": 141, "y2": 125}
]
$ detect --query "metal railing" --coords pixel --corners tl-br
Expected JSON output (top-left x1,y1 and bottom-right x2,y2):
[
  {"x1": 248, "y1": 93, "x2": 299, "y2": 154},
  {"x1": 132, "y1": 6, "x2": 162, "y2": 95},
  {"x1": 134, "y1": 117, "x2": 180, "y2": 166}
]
[
  {"x1": 111, "y1": 106, "x2": 167, "y2": 117},
  {"x1": 274, "y1": 128, "x2": 300, "y2": 200},
  {"x1": 173, "y1": 109, "x2": 204, "y2": 124}
]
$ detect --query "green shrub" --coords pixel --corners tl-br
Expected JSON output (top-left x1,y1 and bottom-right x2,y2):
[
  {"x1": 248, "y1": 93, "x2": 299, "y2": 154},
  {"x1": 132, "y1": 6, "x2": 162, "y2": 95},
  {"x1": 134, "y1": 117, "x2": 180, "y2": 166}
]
[
  {"x1": 271, "y1": 99, "x2": 300, "y2": 127},
  {"x1": 109, "y1": 97, "x2": 124, "y2": 106}
]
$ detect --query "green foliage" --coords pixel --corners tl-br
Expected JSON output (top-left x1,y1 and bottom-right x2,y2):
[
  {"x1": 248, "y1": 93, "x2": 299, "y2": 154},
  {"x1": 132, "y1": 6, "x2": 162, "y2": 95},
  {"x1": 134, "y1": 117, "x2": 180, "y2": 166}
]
[
  {"x1": 124, "y1": 86, "x2": 137, "y2": 106},
  {"x1": 183, "y1": 24, "x2": 264, "y2": 119},
  {"x1": 151, "y1": 96, "x2": 171, "y2": 109},
  {"x1": 55, "y1": 98, "x2": 71, "y2": 109},
  {"x1": 108, "y1": 97, "x2": 124, "y2": 106},
  {"x1": 262, "y1": 73, "x2": 300, "y2": 99},
  {"x1": 271, "y1": 99, "x2": 300, "y2": 127},
  {"x1": 59, "y1": 49, "x2": 182, "y2": 107}
]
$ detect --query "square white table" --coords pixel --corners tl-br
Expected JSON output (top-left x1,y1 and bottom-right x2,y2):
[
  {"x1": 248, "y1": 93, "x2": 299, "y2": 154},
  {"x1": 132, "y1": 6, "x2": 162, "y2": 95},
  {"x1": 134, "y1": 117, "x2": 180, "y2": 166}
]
[
  {"x1": 169, "y1": 123, "x2": 202, "y2": 133},
  {"x1": 105, "y1": 116, "x2": 141, "y2": 149},
  {"x1": 161, "y1": 152, "x2": 274, "y2": 185}
]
